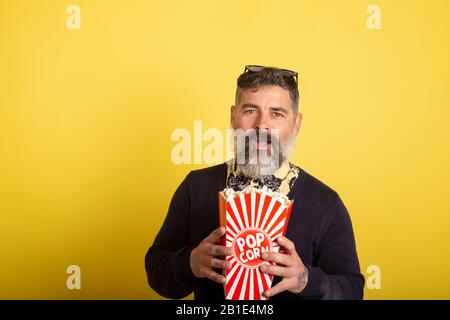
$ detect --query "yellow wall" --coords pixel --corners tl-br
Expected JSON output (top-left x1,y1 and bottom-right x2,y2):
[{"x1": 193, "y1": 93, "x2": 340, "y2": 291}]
[{"x1": 0, "y1": 0, "x2": 449, "y2": 299}]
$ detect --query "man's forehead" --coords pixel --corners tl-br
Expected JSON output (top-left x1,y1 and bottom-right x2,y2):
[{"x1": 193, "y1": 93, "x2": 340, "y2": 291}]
[{"x1": 238, "y1": 86, "x2": 292, "y2": 108}]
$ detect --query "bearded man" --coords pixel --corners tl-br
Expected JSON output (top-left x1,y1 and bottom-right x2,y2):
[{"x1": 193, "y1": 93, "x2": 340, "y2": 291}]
[{"x1": 145, "y1": 65, "x2": 364, "y2": 300}]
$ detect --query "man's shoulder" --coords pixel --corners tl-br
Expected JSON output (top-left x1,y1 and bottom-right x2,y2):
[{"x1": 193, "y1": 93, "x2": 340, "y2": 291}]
[
  {"x1": 294, "y1": 164, "x2": 340, "y2": 204},
  {"x1": 182, "y1": 163, "x2": 227, "y2": 187}
]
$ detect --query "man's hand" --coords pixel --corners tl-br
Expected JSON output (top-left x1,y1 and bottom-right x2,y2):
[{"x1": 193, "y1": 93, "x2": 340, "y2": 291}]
[
  {"x1": 190, "y1": 227, "x2": 233, "y2": 284},
  {"x1": 259, "y1": 236, "x2": 309, "y2": 298}
]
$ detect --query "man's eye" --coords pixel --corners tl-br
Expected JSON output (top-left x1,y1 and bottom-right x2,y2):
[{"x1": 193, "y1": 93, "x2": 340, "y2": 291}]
[
  {"x1": 244, "y1": 109, "x2": 255, "y2": 114},
  {"x1": 273, "y1": 112, "x2": 284, "y2": 118}
]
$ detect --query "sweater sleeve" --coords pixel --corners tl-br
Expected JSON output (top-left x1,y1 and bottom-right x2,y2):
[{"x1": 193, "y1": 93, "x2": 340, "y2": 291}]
[
  {"x1": 144, "y1": 173, "x2": 199, "y2": 299},
  {"x1": 298, "y1": 193, "x2": 365, "y2": 300}
]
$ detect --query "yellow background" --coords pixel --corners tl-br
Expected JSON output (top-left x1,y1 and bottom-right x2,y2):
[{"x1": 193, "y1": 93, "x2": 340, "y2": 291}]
[{"x1": 1, "y1": 0, "x2": 449, "y2": 299}]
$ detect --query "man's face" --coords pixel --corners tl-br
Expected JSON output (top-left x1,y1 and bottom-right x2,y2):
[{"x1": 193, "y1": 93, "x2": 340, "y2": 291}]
[{"x1": 231, "y1": 85, "x2": 302, "y2": 177}]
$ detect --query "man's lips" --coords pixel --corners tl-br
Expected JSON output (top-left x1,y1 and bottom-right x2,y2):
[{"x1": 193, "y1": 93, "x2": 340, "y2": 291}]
[
  {"x1": 255, "y1": 141, "x2": 271, "y2": 150},
  {"x1": 247, "y1": 132, "x2": 273, "y2": 151}
]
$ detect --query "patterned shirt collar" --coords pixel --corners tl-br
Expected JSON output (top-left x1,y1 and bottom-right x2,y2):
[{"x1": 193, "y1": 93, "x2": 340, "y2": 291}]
[{"x1": 225, "y1": 158, "x2": 300, "y2": 196}]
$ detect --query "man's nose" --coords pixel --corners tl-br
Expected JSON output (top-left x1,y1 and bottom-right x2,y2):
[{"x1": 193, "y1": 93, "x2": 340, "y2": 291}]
[{"x1": 254, "y1": 112, "x2": 271, "y2": 131}]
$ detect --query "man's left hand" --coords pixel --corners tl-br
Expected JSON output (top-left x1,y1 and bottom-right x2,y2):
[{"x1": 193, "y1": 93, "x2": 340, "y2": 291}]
[{"x1": 259, "y1": 236, "x2": 309, "y2": 298}]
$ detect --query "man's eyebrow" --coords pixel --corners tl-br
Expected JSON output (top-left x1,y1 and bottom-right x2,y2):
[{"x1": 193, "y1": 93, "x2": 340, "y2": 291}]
[
  {"x1": 240, "y1": 103, "x2": 260, "y2": 109},
  {"x1": 270, "y1": 106, "x2": 289, "y2": 114}
]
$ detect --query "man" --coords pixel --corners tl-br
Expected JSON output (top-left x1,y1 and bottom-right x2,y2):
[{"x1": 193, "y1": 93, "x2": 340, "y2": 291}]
[{"x1": 145, "y1": 65, "x2": 364, "y2": 300}]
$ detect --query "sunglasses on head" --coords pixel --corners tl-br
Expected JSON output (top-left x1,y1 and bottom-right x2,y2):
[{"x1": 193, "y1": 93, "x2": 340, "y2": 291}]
[{"x1": 244, "y1": 65, "x2": 299, "y2": 83}]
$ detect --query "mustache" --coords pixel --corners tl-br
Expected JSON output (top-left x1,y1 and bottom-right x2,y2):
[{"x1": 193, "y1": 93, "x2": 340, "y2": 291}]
[{"x1": 244, "y1": 130, "x2": 278, "y2": 145}]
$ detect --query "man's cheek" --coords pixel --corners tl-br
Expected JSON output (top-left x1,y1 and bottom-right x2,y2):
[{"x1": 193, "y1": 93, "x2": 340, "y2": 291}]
[{"x1": 237, "y1": 121, "x2": 253, "y2": 131}]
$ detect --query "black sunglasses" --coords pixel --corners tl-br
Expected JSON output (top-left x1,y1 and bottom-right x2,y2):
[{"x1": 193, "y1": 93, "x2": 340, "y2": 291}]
[{"x1": 244, "y1": 65, "x2": 299, "y2": 83}]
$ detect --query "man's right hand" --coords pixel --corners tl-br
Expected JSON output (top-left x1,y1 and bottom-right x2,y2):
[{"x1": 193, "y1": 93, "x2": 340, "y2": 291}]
[{"x1": 190, "y1": 226, "x2": 233, "y2": 284}]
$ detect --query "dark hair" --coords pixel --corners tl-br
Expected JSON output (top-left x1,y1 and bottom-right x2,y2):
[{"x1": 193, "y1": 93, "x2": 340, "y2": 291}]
[{"x1": 235, "y1": 66, "x2": 299, "y2": 115}]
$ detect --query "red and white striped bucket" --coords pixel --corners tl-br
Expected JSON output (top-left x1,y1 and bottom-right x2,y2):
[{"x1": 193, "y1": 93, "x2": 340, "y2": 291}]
[{"x1": 218, "y1": 188, "x2": 294, "y2": 300}]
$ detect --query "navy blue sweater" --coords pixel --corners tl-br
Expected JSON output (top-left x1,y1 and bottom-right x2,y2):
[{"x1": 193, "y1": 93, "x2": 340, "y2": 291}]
[{"x1": 145, "y1": 163, "x2": 364, "y2": 300}]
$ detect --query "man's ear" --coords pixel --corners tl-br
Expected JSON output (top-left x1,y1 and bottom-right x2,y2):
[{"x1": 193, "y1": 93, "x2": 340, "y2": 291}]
[
  {"x1": 294, "y1": 112, "x2": 302, "y2": 136},
  {"x1": 230, "y1": 105, "x2": 236, "y2": 123}
]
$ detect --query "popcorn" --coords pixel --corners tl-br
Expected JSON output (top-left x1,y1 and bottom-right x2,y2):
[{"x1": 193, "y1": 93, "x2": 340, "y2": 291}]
[{"x1": 218, "y1": 187, "x2": 294, "y2": 300}]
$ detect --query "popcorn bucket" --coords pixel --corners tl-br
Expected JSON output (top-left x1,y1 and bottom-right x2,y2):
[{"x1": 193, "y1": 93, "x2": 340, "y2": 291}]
[{"x1": 218, "y1": 187, "x2": 294, "y2": 300}]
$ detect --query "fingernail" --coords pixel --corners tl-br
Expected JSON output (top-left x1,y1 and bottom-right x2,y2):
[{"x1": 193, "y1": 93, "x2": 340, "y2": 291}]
[{"x1": 261, "y1": 252, "x2": 268, "y2": 259}]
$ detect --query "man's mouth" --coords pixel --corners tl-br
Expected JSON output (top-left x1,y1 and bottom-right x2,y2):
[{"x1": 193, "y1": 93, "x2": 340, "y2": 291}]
[
  {"x1": 244, "y1": 131, "x2": 274, "y2": 152},
  {"x1": 256, "y1": 140, "x2": 271, "y2": 150},
  {"x1": 256, "y1": 133, "x2": 272, "y2": 150}
]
